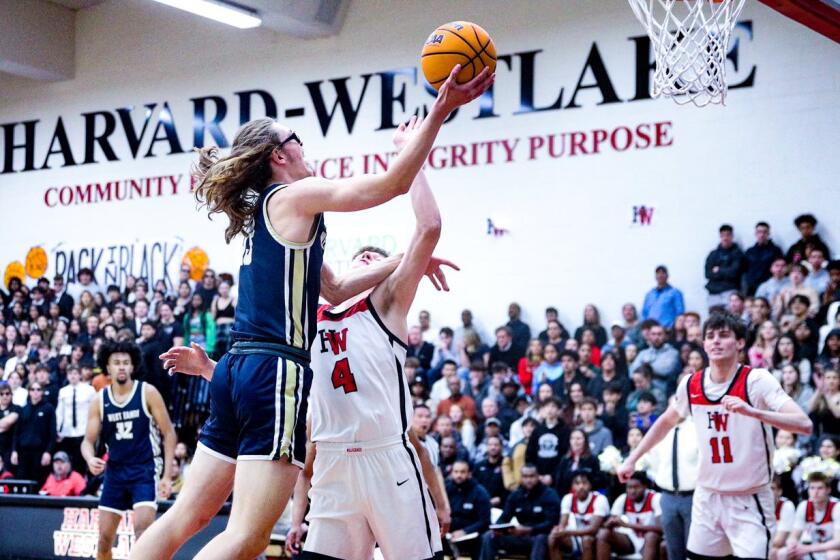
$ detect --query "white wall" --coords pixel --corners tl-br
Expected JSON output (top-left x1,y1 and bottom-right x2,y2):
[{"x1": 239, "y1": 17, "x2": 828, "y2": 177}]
[{"x1": 1, "y1": 0, "x2": 838, "y2": 333}]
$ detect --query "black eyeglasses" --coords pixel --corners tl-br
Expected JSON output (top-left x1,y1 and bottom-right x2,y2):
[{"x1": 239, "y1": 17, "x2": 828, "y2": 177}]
[
  {"x1": 277, "y1": 132, "x2": 302, "y2": 150},
  {"x1": 0, "y1": 392, "x2": 11, "y2": 396},
  {"x1": 29, "y1": 387, "x2": 43, "y2": 392}
]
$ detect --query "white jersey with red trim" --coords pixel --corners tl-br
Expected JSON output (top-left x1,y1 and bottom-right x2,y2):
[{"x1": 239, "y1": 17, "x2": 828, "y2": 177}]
[
  {"x1": 561, "y1": 492, "x2": 610, "y2": 529},
  {"x1": 310, "y1": 297, "x2": 409, "y2": 443},
  {"x1": 674, "y1": 365, "x2": 791, "y2": 494},
  {"x1": 611, "y1": 491, "x2": 661, "y2": 536},
  {"x1": 794, "y1": 498, "x2": 839, "y2": 545},
  {"x1": 776, "y1": 497, "x2": 796, "y2": 533}
]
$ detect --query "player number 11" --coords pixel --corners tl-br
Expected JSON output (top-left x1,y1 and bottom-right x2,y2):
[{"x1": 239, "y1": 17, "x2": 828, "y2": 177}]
[{"x1": 709, "y1": 436, "x2": 734, "y2": 464}]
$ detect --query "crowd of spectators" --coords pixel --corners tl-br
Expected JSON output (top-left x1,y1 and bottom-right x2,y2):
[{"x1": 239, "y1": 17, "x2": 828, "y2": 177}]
[
  {"x1": 0, "y1": 263, "x2": 233, "y2": 497},
  {"x1": 1, "y1": 213, "x2": 839, "y2": 559}
]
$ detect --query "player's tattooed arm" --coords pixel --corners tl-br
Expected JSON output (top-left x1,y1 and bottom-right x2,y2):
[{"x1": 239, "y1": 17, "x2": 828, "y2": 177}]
[{"x1": 160, "y1": 343, "x2": 216, "y2": 381}]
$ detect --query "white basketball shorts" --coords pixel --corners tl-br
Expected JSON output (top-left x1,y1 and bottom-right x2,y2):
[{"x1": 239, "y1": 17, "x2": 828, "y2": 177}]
[
  {"x1": 617, "y1": 527, "x2": 648, "y2": 555},
  {"x1": 687, "y1": 485, "x2": 776, "y2": 559},
  {"x1": 303, "y1": 434, "x2": 442, "y2": 560}
]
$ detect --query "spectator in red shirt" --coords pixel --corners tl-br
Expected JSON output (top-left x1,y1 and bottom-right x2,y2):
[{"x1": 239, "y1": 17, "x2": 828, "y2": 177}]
[
  {"x1": 40, "y1": 451, "x2": 86, "y2": 497},
  {"x1": 517, "y1": 339, "x2": 543, "y2": 396}
]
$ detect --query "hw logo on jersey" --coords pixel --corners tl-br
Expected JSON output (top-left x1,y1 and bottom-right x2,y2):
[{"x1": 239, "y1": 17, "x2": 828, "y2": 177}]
[
  {"x1": 317, "y1": 328, "x2": 348, "y2": 355},
  {"x1": 706, "y1": 411, "x2": 729, "y2": 432}
]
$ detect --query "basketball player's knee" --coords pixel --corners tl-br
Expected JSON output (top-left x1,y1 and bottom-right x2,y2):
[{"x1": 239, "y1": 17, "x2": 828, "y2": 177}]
[
  {"x1": 596, "y1": 528, "x2": 611, "y2": 542},
  {"x1": 224, "y1": 530, "x2": 270, "y2": 558},
  {"x1": 193, "y1": 508, "x2": 215, "y2": 532},
  {"x1": 582, "y1": 535, "x2": 595, "y2": 547},
  {"x1": 644, "y1": 531, "x2": 660, "y2": 544},
  {"x1": 98, "y1": 532, "x2": 114, "y2": 555}
]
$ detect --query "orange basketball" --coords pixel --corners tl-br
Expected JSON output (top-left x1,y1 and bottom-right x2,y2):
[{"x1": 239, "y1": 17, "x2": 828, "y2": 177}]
[{"x1": 421, "y1": 21, "x2": 496, "y2": 91}]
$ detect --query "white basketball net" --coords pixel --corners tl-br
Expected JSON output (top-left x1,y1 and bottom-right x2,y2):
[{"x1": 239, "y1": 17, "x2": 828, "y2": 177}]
[{"x1": 628, "y1": 0, "x2": 746, "y2": 106}]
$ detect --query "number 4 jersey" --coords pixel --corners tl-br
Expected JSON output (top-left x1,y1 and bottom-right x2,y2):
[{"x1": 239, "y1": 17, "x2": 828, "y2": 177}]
[
  {"x1": 310, "y1": 297, "x2": 410, "y2": 443},
  {"x1": 674, "y1": 365, "x2": 792, "y2": 494}
]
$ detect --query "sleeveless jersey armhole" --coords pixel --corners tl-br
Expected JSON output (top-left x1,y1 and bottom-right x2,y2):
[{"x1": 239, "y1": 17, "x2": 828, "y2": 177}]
[
  {"x1": 262, "y1": 183, "x2": 323, "y2": 249},
  {"x1": 140, "y1": 382, "x2": 153, "y2": 420}
]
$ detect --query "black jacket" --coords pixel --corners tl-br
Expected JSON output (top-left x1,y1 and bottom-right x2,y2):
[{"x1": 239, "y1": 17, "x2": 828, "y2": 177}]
[
  {"x1": 55, "y1": 292, "x2": 74, "y2": 320},
  {"x1": 0, "y1": 404, "x2": 21, "y2": 455},
  {"x1": 507, "y1": 319, "x2": 532, "y2": 352},
  {"x1": 525, "y1": 420, "x2": 570, "y2": 476},
  {"x1": 600, "y1": 405, "x2": 629, "y2": 449},
  {"x1": 139, "y1": 338, "x2": 170, "y2": 405},
  {"x1": 446, "y1": 478, "x2": 492, "y2": 534},
  {"x1": 12, "y1": 400, "x2": 56, "y2": 454},
  {"x1": 497, "y1": 483, "x2": 561, "y2": 535},
  {"x1": 407, "y1": 341, "x2": 435, "y2": 372},
  {"x1": 705, "y1": 244, "x2": 745, "y2": 295},
  {"x1": 489, "y1": 343, "x2": 524, "y2": 370},
  {"x1": 553, "y1": 454, "x2": 603, "y2": 496},
  {"x1": 743, "y1": 240, "x2": 784, "y2": 296},
  {"x1": 473, "y1": 457, "x2": 508, "y2": 504},
  {"x1": 787, "y1": 234, "x2": 831, "y2": 264}
]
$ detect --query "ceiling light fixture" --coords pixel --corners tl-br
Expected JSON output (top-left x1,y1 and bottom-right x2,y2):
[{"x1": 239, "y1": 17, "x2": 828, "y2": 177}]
[{"x1": 150, "y1": 0, "x2": 262, "y2": 29}]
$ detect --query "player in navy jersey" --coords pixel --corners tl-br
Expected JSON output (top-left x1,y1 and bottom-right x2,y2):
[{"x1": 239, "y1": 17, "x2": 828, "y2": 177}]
[
  {"x1": 81, "y1": 341, "x2": 175, "y2": 560},
  {"x1": 132, "y1": 65, "x2": 493, "y2": 560}
]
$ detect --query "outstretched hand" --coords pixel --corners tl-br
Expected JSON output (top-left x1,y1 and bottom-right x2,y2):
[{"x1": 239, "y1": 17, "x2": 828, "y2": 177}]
[
  {"x1": 159, "y1": 343, "x2": 215, "y2": 381},
  {"x1": 434, "y1": 65, "x2": 495, "y2": 115},
  {"x1": 393, "y1": 115, "x2": 422, "y2": 151},
  {"x1": 425, "y1": 256, "x2": 460, "y2": 291}
]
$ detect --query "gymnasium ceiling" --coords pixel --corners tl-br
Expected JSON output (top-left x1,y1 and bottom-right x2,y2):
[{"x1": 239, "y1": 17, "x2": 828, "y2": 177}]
[{"x1": 0, "y1": 0, "x2": 837, "y2": 83}]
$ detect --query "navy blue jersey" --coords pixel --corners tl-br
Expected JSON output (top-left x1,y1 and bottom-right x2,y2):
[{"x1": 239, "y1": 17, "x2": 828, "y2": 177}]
[
  {"x1": 100, "y1": 381, "x2": 161, "y2": 480},
  {"x1": 232, "y1": 183, "x2": 327, "y2": 351}
]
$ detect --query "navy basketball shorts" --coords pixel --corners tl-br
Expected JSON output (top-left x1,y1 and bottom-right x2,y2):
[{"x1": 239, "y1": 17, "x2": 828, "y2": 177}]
[
  {"x1": 198, "y1": 353, "x2": 312, "y2": 466},
  {"x1": 99, "y1": 471, "x2": 157, "y2": 513}
]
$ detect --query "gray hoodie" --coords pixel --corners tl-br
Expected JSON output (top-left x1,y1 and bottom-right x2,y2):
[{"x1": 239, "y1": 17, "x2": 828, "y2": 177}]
[{"x1": 581, "y1": 420, "x2": 613, "y2": 456}]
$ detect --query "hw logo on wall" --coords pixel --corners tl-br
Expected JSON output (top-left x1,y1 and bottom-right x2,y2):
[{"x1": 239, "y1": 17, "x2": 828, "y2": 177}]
[{"x1": 631, "y1": 205, "x2": 655, "y2": 226}]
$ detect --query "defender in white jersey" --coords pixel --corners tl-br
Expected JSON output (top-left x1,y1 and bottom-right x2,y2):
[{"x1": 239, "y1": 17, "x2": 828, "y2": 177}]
[
  {"x1": 597, "y1": 472, "x2": 662, "y2": 560},
  {"x1": 619, "y1": 313, "x2": 812, "y2": 560},
  {"x1": 780, "y1": 472, "x2": 840, "y2": 560},
  {"x1": 771, "y1": 475, "x2": 797, "y2": 559},
  {"x1": 286, "y1": 116, "x2": 454, "y2": 560}
]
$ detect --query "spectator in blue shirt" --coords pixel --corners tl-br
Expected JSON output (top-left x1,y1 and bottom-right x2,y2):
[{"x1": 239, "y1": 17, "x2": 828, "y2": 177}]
[
  {"x1": 641, "y1": 265, "x2": 685, "y2": 329},
  {"x1": 630, "y1": 323, "x2": 681, "y2": 394}
]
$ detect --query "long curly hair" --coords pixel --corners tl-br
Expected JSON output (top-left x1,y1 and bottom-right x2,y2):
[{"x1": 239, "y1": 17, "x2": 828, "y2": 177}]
[{"x1": 193, "y1": 118, "x2": 283, "y2": 243}]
